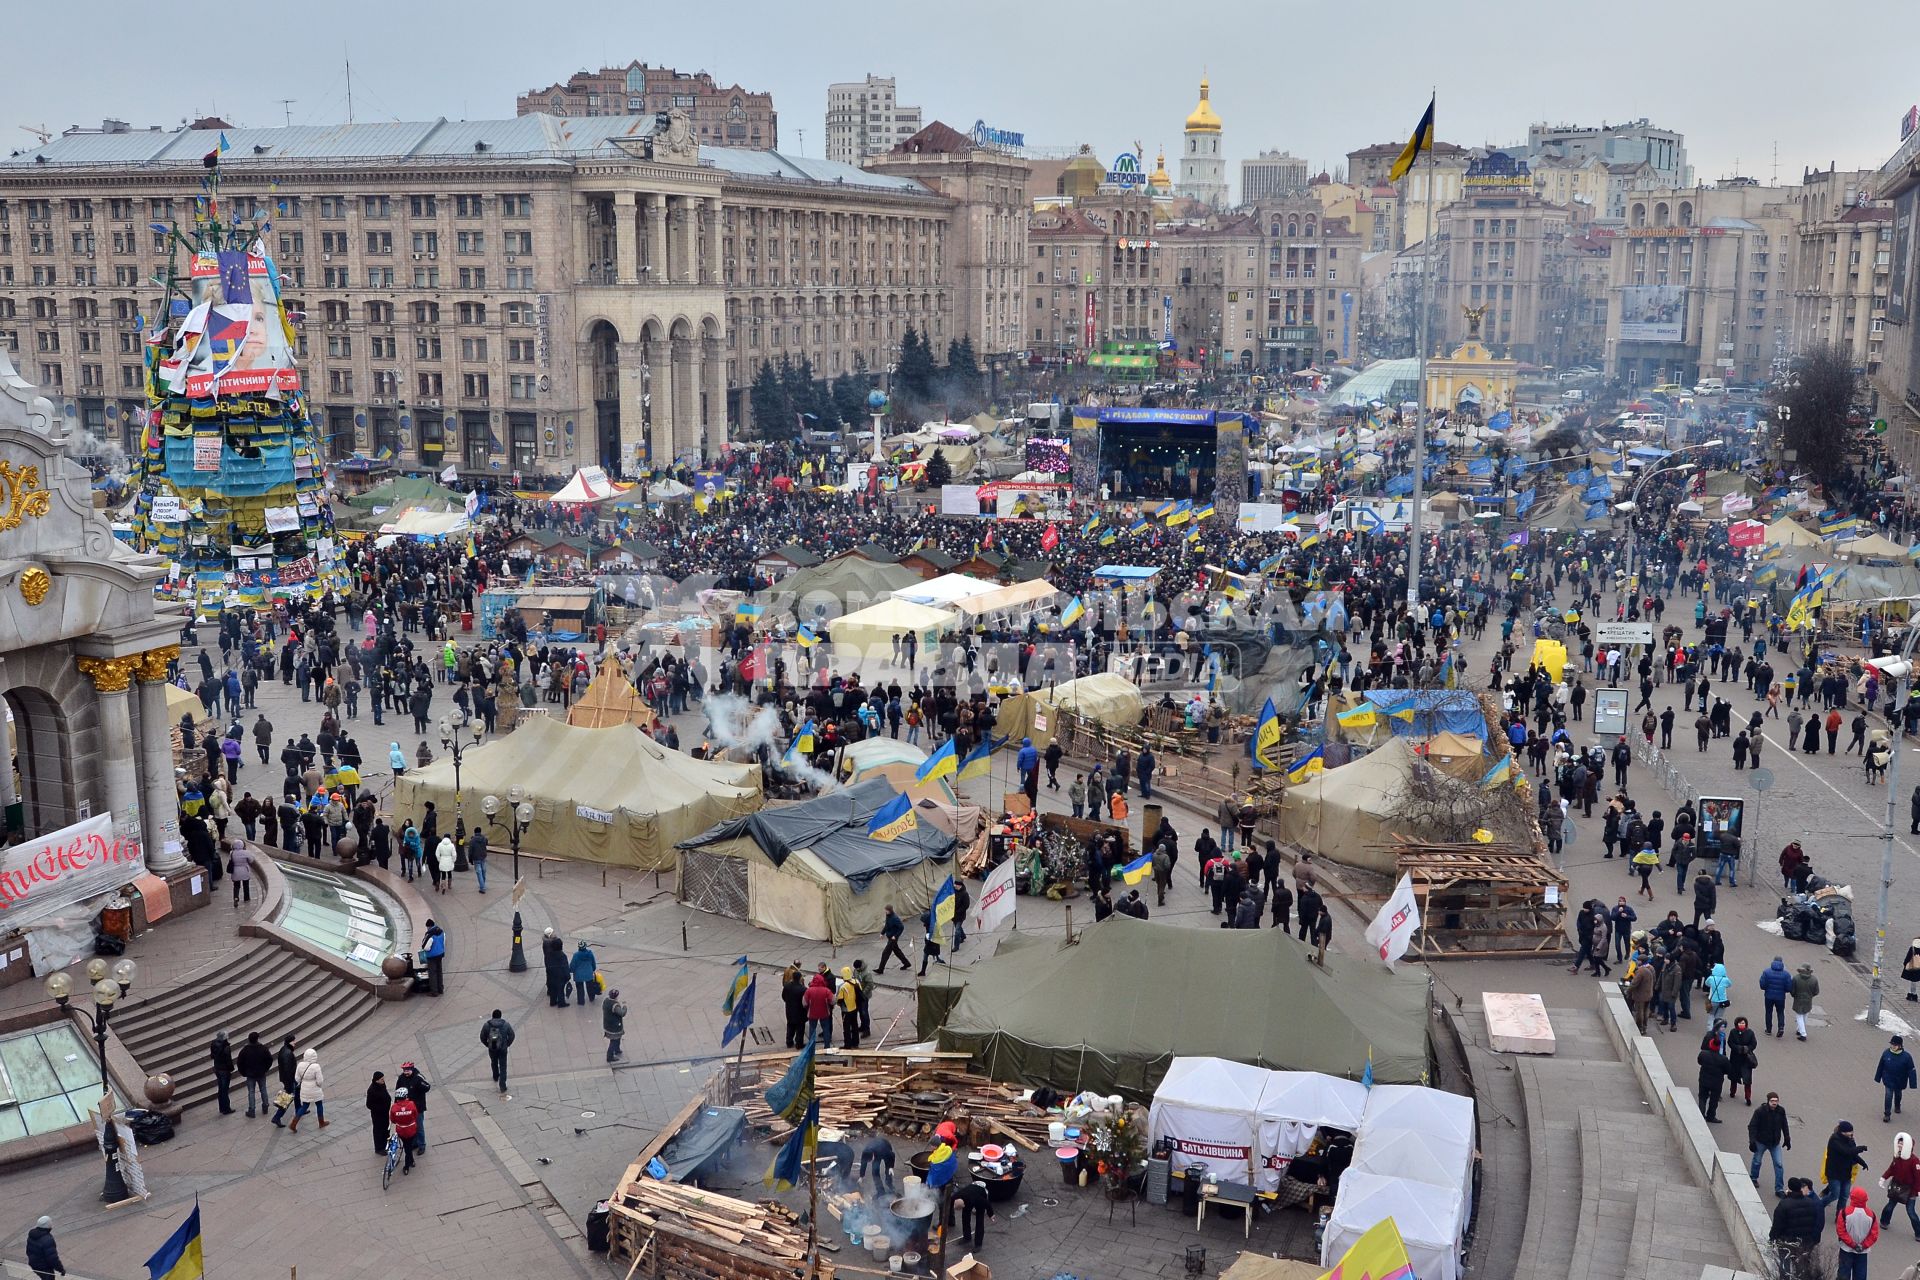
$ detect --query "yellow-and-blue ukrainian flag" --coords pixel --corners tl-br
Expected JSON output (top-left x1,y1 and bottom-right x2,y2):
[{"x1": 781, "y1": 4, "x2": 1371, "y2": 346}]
[
  {"x1": 1060, "y1": 595, "x2": 1086, "y2": 627},
  {"x1": 956, "y1": 737, "x2": 998, "y2": 782},
  {"x1": 1250, "y1": 697, "x2": 1282, "y2": 771},
  {"x1": 796, "y1": 623, "x2": 819, "y2": 648},
  {"x1": 722, "y1": 955, "x2": 750, "y2": 1013},
  {"x1": 1286, "y1": 744, "x2": 1325, "y2": 784},
  {"x1": 1336, "y1": 703, "x2": 1379, "y2": 729},
  {"x1": 1479, "y1": 753, "x2": 1515, "y2": 790},
  {"x1": 931, "y1": 875, "x2": 957, "y2": 944},
  {"x1": 916, "y1": 738, "x2": 957, "y2": 782},
  {"x1": 1118, "y1": 850, "x2": 1153, "y2": 885},
  {"x1": 145, "y1": 1202, "x2": 205, "y2": 1280},
  {"x1": 766, "y1": 1098, "x2": 820, "y2": 1191},
  {"x1": 866, "y1": 791, "x2": 919, "y2": 842}
]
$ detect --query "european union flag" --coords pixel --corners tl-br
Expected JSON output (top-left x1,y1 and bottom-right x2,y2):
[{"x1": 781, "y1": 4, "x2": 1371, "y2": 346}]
[{"x1": 722, "y1": 974, "x2": 757, "y2": 1046}]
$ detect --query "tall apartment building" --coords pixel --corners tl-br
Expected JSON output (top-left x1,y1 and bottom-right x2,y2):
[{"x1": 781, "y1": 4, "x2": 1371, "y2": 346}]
[
  {"x1": 1241, "y1": 151, "x2": 1308, "y2": 203},
  {"x1": 0, "y1": 114, "x2": 970, "y2": 478},
  {"x1": 516, "y1": 61, "x2": 776, "y2": 150},
  {"x1": 1432, "y1": 152, "x2": 1573, "y2": 363},
  {"x1": 825, "y1": 75, "x2": 922, "y2": 166},
  {"x1": 1346, "y1": 139, "x2": 1469, "y2": 249},
  {"x1": 1526, "y1": 119, "x2": 1688, "y2": 189},
  {"x1": 1601, "y1": 181, "x2": 1796, "y2": 388},
  {"x1": 1790, "y1": 166, "x2": 1891, "y2": 375},
  {"x1": 1871, "y1": 127, "x2": 1920, "y2": 471},
  {"x1": 866, "y1": 123, "x2": 1029, "y2": 364}
]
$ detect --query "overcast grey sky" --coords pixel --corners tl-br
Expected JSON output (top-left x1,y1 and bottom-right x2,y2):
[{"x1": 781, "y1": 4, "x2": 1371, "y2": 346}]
[{"x1": 7, "y1": 0, "x2": 1912, "y2": 183}]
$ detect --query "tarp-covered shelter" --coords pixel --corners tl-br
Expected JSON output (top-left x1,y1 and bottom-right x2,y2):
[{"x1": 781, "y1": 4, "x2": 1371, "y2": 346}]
[
  {"x1": 1526, "y1": 490, "x2": 1613, "y2": 532},
  {"x1": 676, "y1": 777, "x2": 956, "y2": 943},
  {"x1": 829, "y1": 598, "x2": 957, "y2": 663},
  {"x1": 838, "y1": 736, "x2": 955, "y2": 804},
  {"x1": 1148, "y1": 1057, "x2": 1371, "y2": 1191},
  {"x1": 394, "y1": 716, "x2": 759, "y2": 870},
  {"x1": 934, "y1": 917, "x2": 1430, "y2": 1097},
  {"x1": 1839, "y1": 530, "x2": 1911, "y2": 562},
  {"x1": 1321, "y1": 1171, "x2": 1466, "y2": 1280},
  {"x1": 1275, "y1": 737, "x2": 1421, "y2": 875},
  {"x1": 567, "y1": 656, "x2": 657, "y2": 730},
  {"x1": 1361, "y1": 689, "x2": 1488, "y2": 740},
  {"x1": 338, "y1": 475, "x2": 468, "y2": 514},
  {"x1": 770, "y1": 555, "x2": 926, "y2": 624},
  {"x1": 379, "y1": 508, "x2": 470, "y2": 538},
  {"x1": 949, "y1": 577, "x2": 1059, "y2": 622}
]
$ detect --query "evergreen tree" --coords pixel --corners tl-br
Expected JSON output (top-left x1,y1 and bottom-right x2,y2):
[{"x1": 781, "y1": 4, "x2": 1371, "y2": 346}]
[
  {"x1": 831, "y1": 371, "x2": 870, "y2": 424},
  {"x1": 897, "y1": 325, "x2": 937, "y2": 406},
  {"x1": 946, "y1": 336, "x2": 984, "y2": 409},
  {"x1": 923, "y1": 446, "x2": 953, "y2": 489},
  {"x1": 748, "y1": 359, "x2": 787, "y2": 439},
  {"x1": 809, "y1": 375, "x2": 842, "y2": 430}
]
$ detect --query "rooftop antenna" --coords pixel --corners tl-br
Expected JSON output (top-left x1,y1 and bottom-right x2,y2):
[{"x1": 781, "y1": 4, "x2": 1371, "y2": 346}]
[
  {"x1": 796, "y1": 128, "x2": 804, "y2": 157},
  {"x1": 1772, "y1": 141, "x2": 1778, "y2": 186},
  {"x1": 278, "y1": 99, "x2": 295, "y2": 128},
  {"x1": 345, "y1": 48, "x2": 354, "y2": 123}
]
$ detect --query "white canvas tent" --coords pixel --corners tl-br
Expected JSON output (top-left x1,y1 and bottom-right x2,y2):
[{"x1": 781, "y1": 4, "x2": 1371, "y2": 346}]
[
  {"x1": 1148, "y1": 1058, "x2": 1372, "y2": 1192},
  {"x1": 950, "y1": 578, "x2": 1059, "y2": 622},
  {"x1": 552, "y1": 465, "x2": 623, "y2": 503},
  {"x1": 1361, "y1": 1083, "x2": 1475, "y2": 1144},
  {"x1": 894, "y1": 573, "x2": 1001, "y2": 607},
  {"x1": 829, "y1": 598, "x2": 957, "y2": 663},
  {"x1": 1331, "y1": 1084, "x2": 1477, "y2": 1280},
  {"x1": 1321, "y1": 1170, "x2": 1466, "y2": 1280},
  {"x1": 379, "y1": 508, "x2": 470, "y2": 538}
]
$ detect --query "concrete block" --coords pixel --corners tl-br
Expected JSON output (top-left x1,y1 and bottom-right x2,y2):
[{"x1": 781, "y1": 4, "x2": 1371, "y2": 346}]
[
  {"x1": 1663, "y1": 1083, "x2": 1718, "y2": 1183},
  {"x1": 1484, "y1": 990, "x2": 1557, "y2": 1054}
]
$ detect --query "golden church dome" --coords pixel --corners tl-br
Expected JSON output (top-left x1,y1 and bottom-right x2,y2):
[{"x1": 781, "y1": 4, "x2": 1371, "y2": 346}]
[
  {"x1": 1185, "y1": 78, "x2": 1222, "y2": 134},
  {"x1": 1148, "y1": 149, "x2": 1171, "y2": 190}
]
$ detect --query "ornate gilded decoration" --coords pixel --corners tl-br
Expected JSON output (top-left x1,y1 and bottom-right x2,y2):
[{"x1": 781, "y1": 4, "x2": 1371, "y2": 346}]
[
  {"x1": 76, "y1": 655, "x2": 139, "y2": 693},
  {"x1": 0, "y1": 459, "x2": 52, "y2": 532},
  {"x1": 133, "y1": 645, "x2": 181, "y2": 684},
  {"x1": 1462, "y1": 304, "x2": 1489, "y2": 340},
  {"x1": 17, "y1": 565, "x2": 49, "y2": 606}
]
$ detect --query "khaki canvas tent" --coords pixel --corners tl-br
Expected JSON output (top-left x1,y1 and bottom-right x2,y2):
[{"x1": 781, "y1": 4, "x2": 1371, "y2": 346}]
[
  {"x1": 829, "y1": 598, "x2": 956, "y2": 664},
  {"x1": 676, "y1": 777, "x2": 956, "y2": 943},
  {"x1": 1275, "y1": 737, "x2": 1421, "y2": 875},
  {"x1": 1839, "y1": 531, "x2": 1910, "y2": 562},
  {"x1": 393, "y1": 715, "x2": 759, "y2": 870},
  {"x1": 995, "y1": 672, "x2": 1148, "y2": 753},
  {"x1": 770, "y1": 556, "x2": 926, "y2": 625},
  {"x1": 1765, "y1": 516, "x2": 1826, "y2": 547},
  {"x1": 567, "y1": 656, "x2": 657, "y2": 730},
  {"x1": 934, "y1": 917, "x2": 1431, "y2": 1098}
]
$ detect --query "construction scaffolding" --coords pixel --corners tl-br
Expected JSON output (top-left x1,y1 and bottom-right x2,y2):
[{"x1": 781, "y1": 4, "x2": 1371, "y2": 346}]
[{"x1": 1376, "y1": 839, "x2": 1570, "y2": 959}]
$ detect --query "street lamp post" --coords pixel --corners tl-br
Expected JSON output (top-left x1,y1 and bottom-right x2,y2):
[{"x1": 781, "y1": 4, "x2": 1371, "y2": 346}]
[
  {"x1": 1867, "y1": 632, "x2": 1920, "y2": 1028},
  {"x1": 483, "y1": 787, "x2": 536, "y2": 972},
  {"x1": 46, "y1": 957, "x2": 136, "y2": 1201},
  {"x1": 439, "y1": 709, "x2": 484, "y2": 870}
]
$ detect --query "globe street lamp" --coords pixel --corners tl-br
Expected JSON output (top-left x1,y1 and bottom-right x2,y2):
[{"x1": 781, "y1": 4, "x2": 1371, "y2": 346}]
[
  {"x1": 483, "y1": 787, "x2": 536, "y2": 972},
  {"x1": 439, "y1": 709, "x2": 484, "y2": 869},
  {"x1": 47, "y1": 957, "x2": 136, "y2": 1201}
]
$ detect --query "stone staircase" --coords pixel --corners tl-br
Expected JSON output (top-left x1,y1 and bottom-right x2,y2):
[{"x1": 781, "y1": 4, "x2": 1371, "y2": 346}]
[
  {"x1": 110, "y1": 938, "x2": 380, "y2": 1113},
  {"x1": 1509, "y1": 1007, "x2": 1738, "y2": 1280}
]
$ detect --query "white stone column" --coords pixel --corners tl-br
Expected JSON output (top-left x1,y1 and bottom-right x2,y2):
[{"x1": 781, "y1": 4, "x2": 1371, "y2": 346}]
[
  {"x1": 614, "y1": 192, "x2": 639, "y2": 286},
  {"x1": 705, "y1": 198, "x2": 723, "y2": 286},
  {"x1": 75, "y1": 656, "x2": 149, "y2": 870},
  {"x1": 671, "y1": 337, "x2": 696, "y2": 462},
  {"x1": 646, "y1": 194, "x2": 668, "y2": 284},
  {"x1": 649, "y1": 340, "x2": 673, "y2": 467},
  {"x1": 616, "y1": 340, "x2": 647, "y2": 477},
  {"x1": 675, "y1": 197, "x2": 697, "y2": 284},
  {"x1": 130, "y1": 649, "x2": 188, "y2": 873},
  {"x1": 703, "y1": 336, "x2": 727, "y2": 459}
]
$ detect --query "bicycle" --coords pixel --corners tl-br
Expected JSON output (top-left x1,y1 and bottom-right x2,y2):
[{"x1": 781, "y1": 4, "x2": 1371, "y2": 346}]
[{"x1": 383, "y1": 1130, "x2": 401, "y2": 1191}]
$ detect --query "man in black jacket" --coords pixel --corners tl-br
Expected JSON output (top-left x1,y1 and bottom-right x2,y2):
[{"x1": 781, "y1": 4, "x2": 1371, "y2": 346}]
[
  {"x1": 1769, "y1": 1178, "x2": 1821, "y2": 1274},
  {"x1": 209, "y1": 1031, "x2": 234, "y2": 1115},
  {"x1": 877, "y1": 907, "x2": 911, "y2": 974},
  {"x1": 1820, "y1": 1120, "x2": 1869, "y2": 1212},
  {"x1": 236, "y1": 1031, "x2": 273, "y2": 1118},
  {"x1": 25, "y1": 1215, "x2": 62, "y2": 1280},
  {"x1": 270, "y1": 1035, "x2": 299, "y2": 1126},
  {"x1": 1748, "y1": 1091, "x2": 1791, "y2": 1196}
]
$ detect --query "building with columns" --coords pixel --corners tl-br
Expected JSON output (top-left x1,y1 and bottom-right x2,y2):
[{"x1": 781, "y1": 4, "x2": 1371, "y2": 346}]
[
  {"x1": 0, "y1": 114, "x2": 965, "y2": 478},
  {"x1": 0, "y1": 348, "x2": 189, "y2": 902}
]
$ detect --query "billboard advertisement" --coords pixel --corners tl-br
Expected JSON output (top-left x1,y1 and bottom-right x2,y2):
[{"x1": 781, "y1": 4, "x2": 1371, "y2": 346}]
[
  {"x1": 1891, "y1": 187, "x2": 1916, "y2": 328},
  {"x1": 1618, "y1": 285, "x2": 1686, "y2": 343}
]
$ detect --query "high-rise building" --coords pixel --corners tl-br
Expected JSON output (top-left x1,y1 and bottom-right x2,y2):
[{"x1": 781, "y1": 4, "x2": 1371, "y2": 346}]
[
  {"x1": 1346, "y1": 139, "x2": 1469, "y2": 249},
  {"x1": 516, "y1": 61, "x2": 776, "y2": 150},
  {"x1": 1177, "y1": 79, "x2": 1228, "y2": 210},
  {"x1": 1241, "y1": 151, "x2": 1309, "y2": 203},
  {"x1": 1790, "y1": 166, "x2": 1890, "y2": 377},
  {"x1": 1526, "y1": 119, "x2": 1689, "y2": 189},
  {"x1": 1432, "y1": 152, "x2": 1574, "y2": 364},
  {"x1": 0, "y1": 114, "x2": 990, "y2": 476},
  {"x1": 1870, "y1": 126, "x2": 1920, "y2": 470},
  {"x1": 825, "y1": 75, "x2": 922, "y2": 166}
]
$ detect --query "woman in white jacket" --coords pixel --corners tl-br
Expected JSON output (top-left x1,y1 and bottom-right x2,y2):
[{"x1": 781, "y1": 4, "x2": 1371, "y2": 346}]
[
  {"x1": 290, "y1": 1047, "x2": 327, "y2": 1131},
  {"x1": 434, "y1": 837, "x2": 457, "y2": 895}
]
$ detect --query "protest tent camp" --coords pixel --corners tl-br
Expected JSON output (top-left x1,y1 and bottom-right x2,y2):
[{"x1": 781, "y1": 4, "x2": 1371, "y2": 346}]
[
  {"x1": 771, "y1": 555, "x2": 926, "y2": 624},
  {"x1": 676, "y1": 777, "x2": 956, "y2": 943},
  {"x1": 566, "y1": 656, "x2": 657, "y2": 730},
  {"x1": 379, "y1": 508, "x2": 470, "y2": 539},
  {"x1": 393, "y1": 715, "x2": 759, "y2": 871},
  {"x1": 1362, "y1": 1083, "x2": 1475, "y2": 1147},
  {"x1": 1764, "y1": 516, "x2": 1826, "y2": 547},
  {"x1": 1149, "y1": 1058, "x2": 1372, "y2": 1191},
  {"x1": 893, "y1": 572, "x2": 1002, "y2": 607},
  {"x1": 934, "y1": 916, "x2": 1430, "y2": 1098},
  {"x1": 993, "y1": 672, "x2": 1148, "y2": 752},
  {"x1": 552, "y1": 466, "x2": 625, "y2": 504},
  {"x1": 1320, "y1": 1170, "x2": 1466, "y2": 1280},
  {"x1": 839, "y1": 736, "x2": 956, "y2": 804},
  {"x1": 1275, "y1": 736, "x2": 1422, "y2": 876},
  {"x1": 1839, "y1": 530, "x2": 1910, "y2": 562},
  {"x1": 949, "y1": 577, "x2": 1060, "y2": 623},
  {"x1": 828, "y1": 598, "x2": 957, "y2": 664}
]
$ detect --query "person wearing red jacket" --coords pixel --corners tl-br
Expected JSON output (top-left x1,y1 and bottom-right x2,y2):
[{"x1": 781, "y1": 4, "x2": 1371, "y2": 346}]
[
  {"x1": 1835, "y1": 1184, "x2": 1880, "y2": 1278},
  {"x1": 390, "y1": 1088, "x2": 421, "y2": 1174},
  {"x1": 802, "y1": 970, "x2": 835, "y2": 1046}
]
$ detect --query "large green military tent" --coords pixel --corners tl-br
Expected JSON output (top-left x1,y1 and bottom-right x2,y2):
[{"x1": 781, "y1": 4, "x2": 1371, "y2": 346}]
[{"x1": 932, "y1": 918, "x2": 1430, "y2": 1099}]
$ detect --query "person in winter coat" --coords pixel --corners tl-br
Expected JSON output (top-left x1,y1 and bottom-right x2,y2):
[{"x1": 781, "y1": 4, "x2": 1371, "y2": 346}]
[
  {"x1": 1903, "y1": 937, "x2": 1920, "y2": 1003},
  {"x1": 1015, "y1": 738, "x2": 1038, "y2": 800},
  {"x1": 229, "y1": 840, "x2": 253, "y2": 907},
  {"x1": 1696, "y1": 1021, "x2": 1728, "y2": 1122},
  {"x1": 1610, "y1": 898, "x2": 1638, "y2": 963},
  {"x1": 835, "y1": 966, "x2": 861, "y2": 1049},
  {"x1": 569, "y1": 941, "x2": 598, "y2": 1007},
  {"x1": 367, "y1": 1071, "x2": 392, "y2": 1156},
  {"x1": 1770, "y1": 1179, "x2": 1822, "y2": 1274},
  {"x1": 1749, "y1": 1091, "x2": 1793, "y2": 1196},
  {"x1": 290, "y1": 1047, "x2": 326, "y2": 1131},
  {"x1": 480, "y1": 1009, "x2": 515, "y2": 1092},
  {"x1": 603, "y1": 989, "x2": 628, "y2": 1063},
  {"x1": 1823, "y1": 1121, "x2": 1871, "y2": 1212},
  {"x1": 1835, "y1": 1183, "x2": 1881, "y2": 1277},
  {"x1": 388, "y1": 741, "x2": 407, "y2": 778},
  {"x1": 803, "y1": 970, "x2": 835, "y2": 1046},
  {"x1": 1725, "y1": 1016, "x2": 1758, "y2": 1105},
  {"x1": 1879, "y1": 1036, "x2": 1920, "y2": 1122},
  {"x1": 1627, "y1": 958, "x2": 1657, "y2": 1033},
  {"x1": 399, "y1": 820, "x2": 422, "y2": 880},
  {"x1": 781, "y1": 964, "x2": 807, "y2": 1048},
  {"x1": 432, "y1": 835, "x2": 456, "y2": 894},
  {"x1": 1707, "y1": 961, "x2": 1732, "y2": 1019},
  {"x1": 394, "y1": 1062, "x2": 431, "y2": 1148},
  {"x1": 1692, "y1": 870, "x2": 1718, "y2": 929},
  {"x1": 1881, "y1": 1131, "x2": 1920, "y2": 1239},
  {"x1": 1792, "y1": 964, "x2": 1822, "y2": 1041},
  {"x1": 1759, "y1": 957, "x2": 1794, "y2": 1037},
  {"x1": 1658, "y1": 955, "x2": 1686, "y2": 1032},
  {"x1": 270, "y1": 1035, "x2": 299, "y2": 1125},
  {"x1": 209, "y1": 1030, "x2": 235, "y2": 1115},
  {"x1": 390, "y1": 1087, "x2": 421, "y2": 1174},
  {"x1": 236, "y1": 1031, "x2": 272, "y2": 1118},
  {"x1": 541, "y1": 929, "x2": 570, "y2": 1007},
  {"x1": 25, "y1": 1216, "x2": 62, "y2": 1280},
  {"x1": 878, "y1": 906, "x2": 911, "y2": 973}
]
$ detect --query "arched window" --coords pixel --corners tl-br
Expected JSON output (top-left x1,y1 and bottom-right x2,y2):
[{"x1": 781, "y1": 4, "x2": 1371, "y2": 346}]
[
  {"x1": 1631, "y1": 203, "x2": 1647, "y2": 228},
  {"x1": 625, "y1": 66, "x2": 645, "y2": 95},
  {"x1": 1654, "y1": 202, "x2": 1670, "y2": 227},
  {"x1": 1679, "y1": 201, "x2": 1694, "y2": 227},
  {"x1": 1304, "y1": 216, "x2": 1317, "y2": 237}
]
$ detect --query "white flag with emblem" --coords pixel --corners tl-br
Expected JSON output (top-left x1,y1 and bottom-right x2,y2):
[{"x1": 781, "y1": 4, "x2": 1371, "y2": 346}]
[
  {"x1": 1364, "y1": 874, "x2": 1421, "y2": 970},
  {"x1": 970, "y1": 856, "x2": 1017, "y2": 935}
]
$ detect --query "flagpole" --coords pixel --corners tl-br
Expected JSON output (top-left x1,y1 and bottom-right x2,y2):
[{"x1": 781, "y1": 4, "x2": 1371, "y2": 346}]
[{"x1": 1405, "y1": 95, "x2": 1436, "y2": 612}]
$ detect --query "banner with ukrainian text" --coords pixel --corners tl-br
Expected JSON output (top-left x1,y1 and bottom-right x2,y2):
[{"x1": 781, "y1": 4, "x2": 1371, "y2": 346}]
[{"x1": 0, "y1": 813, "x2": 142, "y2": 930}]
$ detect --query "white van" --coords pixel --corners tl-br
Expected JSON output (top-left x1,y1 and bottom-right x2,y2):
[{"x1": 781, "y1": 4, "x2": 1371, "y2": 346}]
[{"x1": 1692, "y1": 378, "x2": 1724, "y2": 396}]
